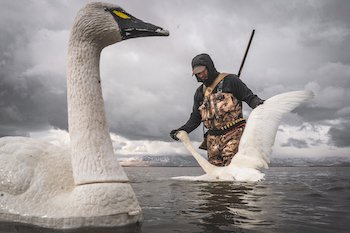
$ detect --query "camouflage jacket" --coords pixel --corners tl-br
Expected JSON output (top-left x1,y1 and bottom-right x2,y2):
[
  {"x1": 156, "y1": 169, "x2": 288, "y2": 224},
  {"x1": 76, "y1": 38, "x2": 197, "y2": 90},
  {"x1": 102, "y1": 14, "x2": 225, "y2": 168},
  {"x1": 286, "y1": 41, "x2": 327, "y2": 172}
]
[{"x1": 178, "y1": 74, "x2": 263, "y2": 133}]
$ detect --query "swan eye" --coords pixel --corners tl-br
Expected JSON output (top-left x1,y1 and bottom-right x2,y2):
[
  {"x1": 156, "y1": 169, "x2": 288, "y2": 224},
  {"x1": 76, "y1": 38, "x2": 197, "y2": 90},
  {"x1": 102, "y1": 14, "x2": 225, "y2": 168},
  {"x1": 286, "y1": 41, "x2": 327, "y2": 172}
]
[{"x1": 112, "y1": 10, "x2": 130, "y2": 19}]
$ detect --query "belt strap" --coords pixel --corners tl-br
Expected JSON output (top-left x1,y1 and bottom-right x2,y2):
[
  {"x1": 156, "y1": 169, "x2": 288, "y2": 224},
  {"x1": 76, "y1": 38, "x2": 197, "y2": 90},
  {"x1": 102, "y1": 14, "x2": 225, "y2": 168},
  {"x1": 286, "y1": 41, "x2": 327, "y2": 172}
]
[{"x1": 207, "y1": 118, "x2": 246, "y2": 136}]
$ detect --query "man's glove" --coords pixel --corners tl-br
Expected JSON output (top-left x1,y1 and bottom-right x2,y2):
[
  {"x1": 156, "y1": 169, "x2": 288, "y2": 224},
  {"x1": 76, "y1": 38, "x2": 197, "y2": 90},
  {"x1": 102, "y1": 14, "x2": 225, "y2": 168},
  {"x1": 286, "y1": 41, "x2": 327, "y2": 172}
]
[
  {"x1": 170, "y1": 129, "x2": 180, "y2": 141},
  {"x1": 253, "y1": 99, "x2": 265, "y2": 109}
]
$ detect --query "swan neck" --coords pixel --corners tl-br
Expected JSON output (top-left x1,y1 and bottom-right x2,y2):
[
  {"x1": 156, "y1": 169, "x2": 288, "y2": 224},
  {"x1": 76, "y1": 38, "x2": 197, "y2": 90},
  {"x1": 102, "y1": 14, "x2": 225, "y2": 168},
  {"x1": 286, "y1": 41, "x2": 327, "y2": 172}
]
[{"x1": 67, "y1": 41, "x2": 128, "y2": 185}]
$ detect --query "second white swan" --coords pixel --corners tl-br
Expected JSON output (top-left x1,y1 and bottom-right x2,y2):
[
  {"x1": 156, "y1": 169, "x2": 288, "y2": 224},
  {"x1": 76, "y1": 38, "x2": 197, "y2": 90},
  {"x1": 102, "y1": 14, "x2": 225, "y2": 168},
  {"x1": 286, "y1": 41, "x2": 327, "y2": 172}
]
[{"x1": 173, "y1": 90, "x2": 313, "y2": 182}]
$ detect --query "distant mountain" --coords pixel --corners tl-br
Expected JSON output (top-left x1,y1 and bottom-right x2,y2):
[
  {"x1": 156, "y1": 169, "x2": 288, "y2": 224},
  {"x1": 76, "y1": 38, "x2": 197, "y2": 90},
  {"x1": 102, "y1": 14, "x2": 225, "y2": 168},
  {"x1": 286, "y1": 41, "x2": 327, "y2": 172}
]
[
  {"x1": 119, "y1": 154, "x2": 350, "y2": 167},
  {"x1": 119, "y1": 155, "x2": 198, "y2": 167},
  {"x1": 269, "y1": 156, "x2": 350, "y2": 167}
]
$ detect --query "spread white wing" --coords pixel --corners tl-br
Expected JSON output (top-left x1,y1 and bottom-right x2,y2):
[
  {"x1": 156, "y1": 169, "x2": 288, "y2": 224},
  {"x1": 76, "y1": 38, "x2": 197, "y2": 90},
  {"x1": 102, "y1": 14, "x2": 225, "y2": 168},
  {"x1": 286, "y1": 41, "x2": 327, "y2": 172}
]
[{"x1": 229, "y1": 90, "x2": 314, "y2": 169}]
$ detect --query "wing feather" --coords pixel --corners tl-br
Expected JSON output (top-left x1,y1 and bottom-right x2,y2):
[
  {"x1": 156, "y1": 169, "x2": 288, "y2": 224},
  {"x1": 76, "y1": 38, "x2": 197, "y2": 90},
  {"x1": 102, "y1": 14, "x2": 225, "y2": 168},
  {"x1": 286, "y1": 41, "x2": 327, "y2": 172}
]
[{"x1": 229, "y1": 90, "x2": 314, "y2": 169}]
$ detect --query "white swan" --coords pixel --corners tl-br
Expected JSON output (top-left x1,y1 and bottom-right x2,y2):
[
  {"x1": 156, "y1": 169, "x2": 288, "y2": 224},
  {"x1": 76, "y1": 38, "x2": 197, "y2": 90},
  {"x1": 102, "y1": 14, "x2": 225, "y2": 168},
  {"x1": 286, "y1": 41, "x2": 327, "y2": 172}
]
[
  {"x1": 173, "y1": 90, "x2": 314, "y2": 182},
  {"x1": 0, "y1": 2, "x2": 168, "y2": 229}
]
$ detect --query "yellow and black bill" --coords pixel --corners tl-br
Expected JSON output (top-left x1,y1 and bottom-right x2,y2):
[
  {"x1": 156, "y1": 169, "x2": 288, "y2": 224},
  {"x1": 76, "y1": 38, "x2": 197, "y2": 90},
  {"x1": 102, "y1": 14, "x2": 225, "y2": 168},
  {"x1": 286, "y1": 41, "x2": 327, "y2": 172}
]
[{"x1": 107, "y1": 7, "x2": 169, "y2": 40}]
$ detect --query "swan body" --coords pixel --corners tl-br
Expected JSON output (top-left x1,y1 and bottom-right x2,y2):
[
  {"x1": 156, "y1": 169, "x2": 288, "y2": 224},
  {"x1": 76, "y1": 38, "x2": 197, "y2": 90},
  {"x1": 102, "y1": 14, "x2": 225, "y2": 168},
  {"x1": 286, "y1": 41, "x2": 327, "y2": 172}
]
[
  {"x1": 0, "y1": 2, "x2": 168, "y2": 229},
  {"x1": 173, "y1": 90, "x2": 314, "y2": 182}
]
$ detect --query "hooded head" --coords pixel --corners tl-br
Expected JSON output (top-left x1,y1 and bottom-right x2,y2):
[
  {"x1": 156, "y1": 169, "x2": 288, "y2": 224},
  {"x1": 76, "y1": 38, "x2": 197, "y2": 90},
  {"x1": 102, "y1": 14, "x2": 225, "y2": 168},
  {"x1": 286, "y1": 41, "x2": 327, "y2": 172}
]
[{"x1": 191, "y1": 53, "x2": 219, "y2": 86}]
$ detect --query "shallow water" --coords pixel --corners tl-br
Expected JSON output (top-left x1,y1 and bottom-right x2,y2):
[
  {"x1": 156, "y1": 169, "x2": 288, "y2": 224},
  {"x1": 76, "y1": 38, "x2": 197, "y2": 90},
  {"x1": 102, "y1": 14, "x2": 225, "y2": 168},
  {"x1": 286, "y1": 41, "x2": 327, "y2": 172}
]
[{"x1": 1, "y1": 166, "x2": 349, "y2": 233}]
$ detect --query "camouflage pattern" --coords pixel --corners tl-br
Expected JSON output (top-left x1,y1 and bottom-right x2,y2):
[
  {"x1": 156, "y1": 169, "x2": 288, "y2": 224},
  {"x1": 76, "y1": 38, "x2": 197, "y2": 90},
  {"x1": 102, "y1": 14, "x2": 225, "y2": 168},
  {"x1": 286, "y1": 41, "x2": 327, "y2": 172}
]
[
  {"x1": 207, "y1": 126, "x2": 244, "y2": 166},
  {"x1": 199, "y1": 91, "x2": 245, "y2": 166},
  {"x1": 199, "y1": 92, "x2": 242, "y2": 130}
]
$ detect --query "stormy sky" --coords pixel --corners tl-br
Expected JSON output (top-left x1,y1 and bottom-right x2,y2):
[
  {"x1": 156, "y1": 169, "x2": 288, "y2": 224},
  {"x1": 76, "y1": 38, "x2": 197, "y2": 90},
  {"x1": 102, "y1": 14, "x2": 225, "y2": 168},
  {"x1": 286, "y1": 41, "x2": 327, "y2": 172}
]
[{"x1": 1, "y1": 0, "x2": 349, "y2": 157}]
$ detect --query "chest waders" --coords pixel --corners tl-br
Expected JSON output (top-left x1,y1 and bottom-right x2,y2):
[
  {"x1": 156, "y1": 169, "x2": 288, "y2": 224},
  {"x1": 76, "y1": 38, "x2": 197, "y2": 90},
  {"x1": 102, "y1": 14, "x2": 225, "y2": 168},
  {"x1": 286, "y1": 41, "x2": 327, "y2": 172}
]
[{"x1": 198, "y1": 73, "x2": 246, "y2": 166}]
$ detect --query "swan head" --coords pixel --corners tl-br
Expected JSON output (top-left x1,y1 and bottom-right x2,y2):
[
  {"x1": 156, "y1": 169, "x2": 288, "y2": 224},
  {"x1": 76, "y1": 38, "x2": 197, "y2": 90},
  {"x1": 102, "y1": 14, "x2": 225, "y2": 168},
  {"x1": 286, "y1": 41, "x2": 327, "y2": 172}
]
[{"x1": 70, "y1": 2, "x2": 169, "y2": 48}]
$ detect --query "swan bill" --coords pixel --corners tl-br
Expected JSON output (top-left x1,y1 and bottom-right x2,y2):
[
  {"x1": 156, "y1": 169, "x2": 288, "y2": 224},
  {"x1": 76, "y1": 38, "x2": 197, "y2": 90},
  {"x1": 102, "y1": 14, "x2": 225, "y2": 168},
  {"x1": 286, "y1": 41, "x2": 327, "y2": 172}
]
[{"x1": 107, "y1": 7, "x2": 169, "y2": 40}]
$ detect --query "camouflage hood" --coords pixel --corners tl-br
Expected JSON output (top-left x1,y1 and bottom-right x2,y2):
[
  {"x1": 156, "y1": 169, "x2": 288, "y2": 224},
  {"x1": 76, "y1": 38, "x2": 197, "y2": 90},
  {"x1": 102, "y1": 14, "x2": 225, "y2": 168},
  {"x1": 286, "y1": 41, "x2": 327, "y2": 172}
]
[{"x1": 191, "y1": 53, "x2": 220, "y2": 86}]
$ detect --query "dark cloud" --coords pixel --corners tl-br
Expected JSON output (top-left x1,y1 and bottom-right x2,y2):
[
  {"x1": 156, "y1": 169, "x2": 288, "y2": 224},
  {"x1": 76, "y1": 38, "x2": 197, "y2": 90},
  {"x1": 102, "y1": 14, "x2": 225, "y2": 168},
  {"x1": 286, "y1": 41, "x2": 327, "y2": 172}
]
[
  {"x1": 0, "y1": 0, "x2": 74, "y2": 135},
  {"x1": 0, "y1": 0, "x2": 349, "y2": 152},
  {"x1": 281, "y1": 138, "x2": 309, "y2": 149},
  {"x1": 328, "y1": 122, "x2": 350, "y2": 147},
  {"x1": 0, "y1": 72, "x2": 67, "y2": 133},
  {"x1": 318, "y1": 0, "x2": 350, "y2": 64},
  {"x1": 294, "y1": 105, "x2": 339, "y2": 123},
  {"x1": 309, "y1": 138, "x2": 323, "y2": 147}
]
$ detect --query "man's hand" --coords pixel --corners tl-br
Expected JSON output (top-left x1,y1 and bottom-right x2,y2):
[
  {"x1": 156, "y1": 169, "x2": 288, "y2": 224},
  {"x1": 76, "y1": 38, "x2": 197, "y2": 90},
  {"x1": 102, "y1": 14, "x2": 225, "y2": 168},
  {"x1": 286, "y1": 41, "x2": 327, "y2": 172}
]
[
  {"x1": 258, "y1": 99, "x2": 265, "y2": 106},
  {"x1": 170, "y1": 129, "x2": 180, "y2": 141}
]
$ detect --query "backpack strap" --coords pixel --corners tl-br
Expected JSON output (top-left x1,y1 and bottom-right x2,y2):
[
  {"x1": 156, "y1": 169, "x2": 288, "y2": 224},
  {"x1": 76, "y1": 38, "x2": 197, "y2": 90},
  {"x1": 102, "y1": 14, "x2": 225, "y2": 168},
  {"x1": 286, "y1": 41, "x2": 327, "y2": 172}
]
[
  {"x1": 204, "y1": 73, "x2": 229, "y2": 97},
  {"x1": 217, "y1": 80, "x2": 224, "y2": 93}
]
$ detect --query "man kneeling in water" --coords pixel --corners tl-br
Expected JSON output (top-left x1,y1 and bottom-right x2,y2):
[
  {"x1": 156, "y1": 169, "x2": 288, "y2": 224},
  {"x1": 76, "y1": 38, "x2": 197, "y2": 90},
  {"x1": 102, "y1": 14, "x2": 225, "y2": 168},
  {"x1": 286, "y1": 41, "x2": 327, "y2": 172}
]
[{"x1": 170, "y1": 53, "x2": 264, "y2": 166}]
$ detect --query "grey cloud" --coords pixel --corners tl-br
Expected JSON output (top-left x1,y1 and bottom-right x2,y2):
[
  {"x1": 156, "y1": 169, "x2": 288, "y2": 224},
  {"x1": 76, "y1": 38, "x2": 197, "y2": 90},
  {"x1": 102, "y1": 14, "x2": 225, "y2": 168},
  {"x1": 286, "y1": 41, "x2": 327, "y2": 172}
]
[
  {"x1": 328, "y1": 122, "x2": 350, "y2": 147},
  {"x1": 112, "y1": 140, "x2": 127, "y2": 151},
  {"x1": 0, "y1": 0, "x2": 76, "y2": 135},
  {"x1": 309, "y1": 138, "x2": 323, "y2": 147},
  {"x1": 293, "y1": 105, "x2": 338, "y2": 123},
  {"x1": 281, "y1": 138, "x2": 309, "y2": 149},
  {"x1": 0, "y1": 72, "x2": 67, "y2": 133},
  {"x1": 0, "y1": 0, "x2": 350, "y2": 149}
]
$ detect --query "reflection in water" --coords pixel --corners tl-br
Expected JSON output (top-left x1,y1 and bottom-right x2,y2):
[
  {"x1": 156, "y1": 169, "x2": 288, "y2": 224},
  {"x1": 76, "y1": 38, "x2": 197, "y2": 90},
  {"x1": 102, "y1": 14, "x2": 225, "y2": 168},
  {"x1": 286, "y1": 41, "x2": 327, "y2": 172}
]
[
  {"x1": 185, "y1": 182, "x2": 275, "y2": 233},
  {"x1": 0, "y1": 222, "x2": 142, "y2": 233}
]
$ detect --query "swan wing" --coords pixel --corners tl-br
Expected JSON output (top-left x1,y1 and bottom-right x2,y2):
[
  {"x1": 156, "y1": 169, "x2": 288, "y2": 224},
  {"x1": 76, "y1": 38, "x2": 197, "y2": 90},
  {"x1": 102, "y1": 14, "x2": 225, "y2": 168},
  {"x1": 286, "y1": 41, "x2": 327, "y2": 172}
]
[
  {"x1": 0, "y1": 133, "x2": 70, "y2": 195},
  {"x1": 0, "y1": 137, "x2": 48, "y2": 195},
  {"x1": 229, "y1": 90, "x2": 314, "y2": 169}
]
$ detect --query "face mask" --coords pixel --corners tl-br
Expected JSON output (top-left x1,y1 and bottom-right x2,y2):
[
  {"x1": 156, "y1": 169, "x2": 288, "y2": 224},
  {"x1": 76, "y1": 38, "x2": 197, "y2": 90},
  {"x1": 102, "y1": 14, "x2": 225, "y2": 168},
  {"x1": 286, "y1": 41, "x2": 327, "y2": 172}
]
[{"x1": 196, "y1": 76, "x2": 203, "y2": 83}]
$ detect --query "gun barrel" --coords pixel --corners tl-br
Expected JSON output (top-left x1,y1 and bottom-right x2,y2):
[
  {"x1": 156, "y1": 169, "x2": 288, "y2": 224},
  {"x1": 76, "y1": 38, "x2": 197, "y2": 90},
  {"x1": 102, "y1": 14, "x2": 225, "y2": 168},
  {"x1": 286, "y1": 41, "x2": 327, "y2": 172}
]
[{"x1": 237, "y1": 29, "x2": 255, "y2": 78}]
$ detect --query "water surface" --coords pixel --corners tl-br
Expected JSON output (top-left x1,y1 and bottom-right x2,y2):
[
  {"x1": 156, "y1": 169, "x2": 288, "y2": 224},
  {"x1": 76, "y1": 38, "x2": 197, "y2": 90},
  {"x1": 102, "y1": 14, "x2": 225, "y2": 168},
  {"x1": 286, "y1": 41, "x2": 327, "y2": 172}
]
[{"x1": 1, "y1": 166, "x2": 349, "y2": 233}]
